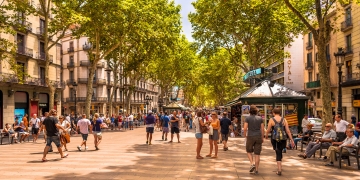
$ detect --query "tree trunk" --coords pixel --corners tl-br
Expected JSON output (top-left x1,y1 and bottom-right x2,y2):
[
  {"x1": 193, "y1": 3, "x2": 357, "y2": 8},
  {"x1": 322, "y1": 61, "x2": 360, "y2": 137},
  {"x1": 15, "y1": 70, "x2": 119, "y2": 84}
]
[
  {"x1": 316, "y1": 34, "x2": 333, "y2": 129},
  {"x1": 85, "y1": 64, "x2": 96, "y2": 117},
  {"x1": 109, "y1": 66, "x2": 119, "y2": 116}
]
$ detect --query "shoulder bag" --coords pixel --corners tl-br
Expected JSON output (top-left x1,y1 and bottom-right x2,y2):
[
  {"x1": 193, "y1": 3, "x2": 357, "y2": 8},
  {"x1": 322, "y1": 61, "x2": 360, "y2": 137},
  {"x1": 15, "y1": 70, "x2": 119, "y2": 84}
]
[{"x1": 198, "y1": 117, "x2": 208, "y2": 133}]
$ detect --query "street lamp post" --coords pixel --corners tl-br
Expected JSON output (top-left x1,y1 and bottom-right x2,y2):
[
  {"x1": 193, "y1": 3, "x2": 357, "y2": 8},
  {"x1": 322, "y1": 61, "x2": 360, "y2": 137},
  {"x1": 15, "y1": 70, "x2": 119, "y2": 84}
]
[
  {"x1": 144, "y1": 95, "x2": 153, "y2": 112},
  {"x1": 334, "y1": 47, "x2": 346, "y2": 115},
  {"x1": 72, "y1": 82, "x2": 78, "y2": 116}
]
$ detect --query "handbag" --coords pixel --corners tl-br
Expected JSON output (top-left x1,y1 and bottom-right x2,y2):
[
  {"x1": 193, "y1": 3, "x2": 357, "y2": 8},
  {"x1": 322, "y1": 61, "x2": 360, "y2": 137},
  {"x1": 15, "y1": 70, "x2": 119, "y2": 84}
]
[
  {"x1": 198, "y1": 117, "x2": 208, "y2": 133},
  {"x1": 62, "y1": 133, "x2": 70, "y2": 143},
  {"x1": 207, "y1": 125, "x2": 213, "y2": 135}
]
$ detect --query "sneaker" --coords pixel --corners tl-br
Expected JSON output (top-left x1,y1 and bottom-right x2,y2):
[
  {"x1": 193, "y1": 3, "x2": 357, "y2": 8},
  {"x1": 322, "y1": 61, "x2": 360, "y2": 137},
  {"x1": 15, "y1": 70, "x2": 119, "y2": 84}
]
[
  {"x1": 85, "y1": 147, "x2": 88, "y2": 150},
  {"x1": 249, "y1": 164, "x2": 255, "y2": 172},
  {"x1": 165, "y1": 138, "x2": 167, "y2": 141},
  {"x1": 149, "y1": 142, "x2": 152, "y2": 145},
  {"x1": 325, "y1": 163, "x2": 334, "y2": 166},
  {"x1": 146, "y1": 141, "x2": 148, "y2": 144},
  {"x1": 282, "y1": 149, "x2": 286, "y2": 153},
  {"x1": 95, "y1": 146, "x2": 99, "y2": 150},
  {"x1": 77, "y1": 146, "x2": 81, "y2": 151},
  {"x1": 318, "y1": 157, "x2": 327, "y2": 161},
  {"x1": 162, "y1": 136, "x2": 164, "y2": 140},
  {"x1": 254, "y1": 171, "x2": 258, "y2": 175}
]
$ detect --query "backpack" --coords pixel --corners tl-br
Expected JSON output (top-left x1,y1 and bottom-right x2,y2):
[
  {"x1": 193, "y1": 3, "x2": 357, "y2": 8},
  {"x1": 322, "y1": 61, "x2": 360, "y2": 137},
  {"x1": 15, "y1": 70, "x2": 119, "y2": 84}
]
[{"x1": 272, "y1": 117, "x2": 287, "y2": 142}]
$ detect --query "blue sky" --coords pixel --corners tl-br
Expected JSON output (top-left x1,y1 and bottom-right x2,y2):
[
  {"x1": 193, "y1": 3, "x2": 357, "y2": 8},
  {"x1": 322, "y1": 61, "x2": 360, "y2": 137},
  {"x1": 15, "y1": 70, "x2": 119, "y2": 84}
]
[{"x1": 174, "y1": 0, "x2": 195, "y2": 42}]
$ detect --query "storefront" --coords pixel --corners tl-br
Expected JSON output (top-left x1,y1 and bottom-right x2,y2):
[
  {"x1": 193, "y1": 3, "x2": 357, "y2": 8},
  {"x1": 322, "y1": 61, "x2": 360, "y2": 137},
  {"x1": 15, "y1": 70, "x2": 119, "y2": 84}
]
[
  {"x1": 225, "y1": 80, "x2": 308, "y2": 134},
  {"x1": 14, "y1": 91, "x2": 29, "y2": 123}
]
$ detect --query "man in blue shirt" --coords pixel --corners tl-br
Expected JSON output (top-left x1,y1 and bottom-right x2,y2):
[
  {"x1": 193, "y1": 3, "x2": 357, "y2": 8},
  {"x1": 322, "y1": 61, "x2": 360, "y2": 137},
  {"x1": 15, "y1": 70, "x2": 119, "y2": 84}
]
[
  {"x1": 161, "y1": 112, "x2": 170, "y2": 141},
  {"x1": 145, "y1": 110, "x2": 156, "y2": 145},
  {"x1": 220, "y1": 112, "x2": 232, "y2": 151}
]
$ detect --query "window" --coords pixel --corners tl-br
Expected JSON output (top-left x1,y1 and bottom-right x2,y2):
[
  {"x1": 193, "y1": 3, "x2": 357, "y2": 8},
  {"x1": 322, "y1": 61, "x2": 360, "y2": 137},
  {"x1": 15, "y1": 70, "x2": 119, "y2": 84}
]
[
  {"x1": 92, "y1": 88, "x2": 96, "y2": 99},
  {"x1": 69, "y1": 55, "x2": 74, "y2": 63},
  {"x1": 69, "y1": 70, "x2": 74, "y2": 80},
  {"x1": 316, "y1": 73, "x2": 320, "y2": 81},
  {"x1": 346, "y1": 34, "x2": 352, "y2": 52},
  {"x1": 346, "y1": 60, "x2": 352, "y2": 79},
  {"x1": 107, "y1": 88, "x2": 111, "y2": 101},
  {"x1": 307, "y1": 52, "x2": 312, "y2": 65},
  {"x1": 17, "y1": 34, "x2": 25, "y2": 53},
  {"x1": 40, "y1": 19, "x2": 45, "y2": 32},
  {"x1": 315, "y1": 52, "x2": 318, "y2": 61},
  {"x1": 326, "y1": 44, "x2": 330, "y2": 61},
  {"x1": 308, "y1": 32, "x2": 313, "y2": 46},
  {"x1": 345, "y1": 8, "x2": 352, "y2": 24},
  {"x1": 69, "y1": 41, "x2": 74, "y2": 48},
  {"x1": 40, "y1": 67, "x2": 45, "y2": 83},
  {"x1": 308, "y1": 72, "x2": 313, "y2": 82},
  {"x1": 278, "y1": 63, "x2": 284, "y2": 73},
  {"x1": 317, "y1": 91, "x2": 321, "y2": 99},
  {"x1": 69, "y1": 88, "x2": 74, "y2": 98}
]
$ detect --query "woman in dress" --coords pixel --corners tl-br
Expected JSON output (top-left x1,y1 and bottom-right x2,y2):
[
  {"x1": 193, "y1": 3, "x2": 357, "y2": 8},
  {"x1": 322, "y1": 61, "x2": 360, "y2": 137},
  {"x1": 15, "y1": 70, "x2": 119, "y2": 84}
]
[
  {"x1": 58, "y1": 116, "x2": 70, "y2": 151},
  {"x1": 206, "y1": 111, "x2": 220, "y2": 158},
  {"x1": 92, "y1": 113, "x2": 103, "y2": 150},
  {"x1": 265, "y1": 108, "x2": 294, "y2": 176}
]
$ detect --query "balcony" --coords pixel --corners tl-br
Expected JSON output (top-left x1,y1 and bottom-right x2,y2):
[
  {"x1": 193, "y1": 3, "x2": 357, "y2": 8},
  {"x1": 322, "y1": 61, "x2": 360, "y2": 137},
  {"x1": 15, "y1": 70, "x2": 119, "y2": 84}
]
[
  {"x1": 35, "y1": 27, "x2": 44, "y2": 38},
  {"x1": 78, "y1": 78, "x2": 89, "y2": 84},
  {"x1": 66, "y1": 79, "x2": 76, "y2": 85},
  {"x1": 306, "y1": 42, "x2": 313, "y2": 50},
  {"x1": 17, "y1": 45, "x2": 26, "y2": 55},
  {"x1": 345, "y1": 48, "x2": 353, "y2": 56},
  {"x1": 130, "y1": 100, "x2": 146, "y2": 104},
  {"x1": 306, "y1": 80, "x2": 321, "y2": 89},
  {"x1": 83, "y1": 43, "x2": 92, "y2": 51},
  {"x1": 52, "y1": 81, "x2": 65, "y2": 89},
  {"x1": 49, "y1": 55, "x2": 53, "y2": 62},
  {"x1": 68, "y1": 47, "x2": 74, "y2": 53},
  {"x1": 25, "y1": 48, "x2": 33, "y2": 58},
  {"x1": 305, "y1": 62, "x2": 313, "y2": 70},
  {"x1": 24, "y1": 77, "x2": 46, "y2": 86},
  {"x1": 97, "y1": 62, "x2": 105, "y2": 68},
  {"x1": 67, "y1": 61, "x2": 75, "y2": 68},
  {"x1": 0, "y1": 72, "x2": 18, "y2": 83},
  {"x1": 36, "y1": 52, "x2": 45, "y2": 60},
  {"x1": 341, "y1": 18, "x2": 353, "y2": 32},
  {"x1": 80, "y1": 60, "x2": 90, "y2": 67},
  {"x1": 135, "y1": 86, "x2": 147, "y2": 92},
  {"x1": 66, "y1": 97, "x2": 108, "y2": 102},
  {"x1": 106, "y1": 81, "x2": 114, "y2": 87},
  {"x1": 342, "y1": 73, "x2": 360, "y2": 87},
  {"x1": 13, "y1": 19, "x2": 32, "y2": 33}
]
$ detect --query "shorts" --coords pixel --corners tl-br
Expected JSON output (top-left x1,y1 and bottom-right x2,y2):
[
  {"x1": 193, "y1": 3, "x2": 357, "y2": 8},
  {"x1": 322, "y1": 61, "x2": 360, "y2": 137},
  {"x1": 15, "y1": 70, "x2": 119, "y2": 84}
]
[
  {"x1": 46, "y1": 136, "x2": 61, "y2": 148},
  {"x1": 195, "y1": 133, "x2": 203, "y2": 139},
  {"x1": 246, "y1": 136, "x2": 263, "y2": 155},
  {"x1": 171, "y1": 127, "x2": 180, "y2": 134},
  {"x1": 93, "y1": 131, "x2": 102, "y2": 139},
  {"x1": 146, "y1": 127, "x2": 154, "y2": 134},
  {"x1": 81, "y1": 133, "x2": 88, "y2": 141},
  {"x1": 129, "y1": 121, "x2": 133, "y2": 126},
  {"x1": 162, "y1": 127, "x2": 169, "y2": 133},
  {"x1": 221, "y1": 133, "x2": 229, "y2": 141},
  {"x1": 32, "y1": 128, "x2": 39, "y2": 134}
]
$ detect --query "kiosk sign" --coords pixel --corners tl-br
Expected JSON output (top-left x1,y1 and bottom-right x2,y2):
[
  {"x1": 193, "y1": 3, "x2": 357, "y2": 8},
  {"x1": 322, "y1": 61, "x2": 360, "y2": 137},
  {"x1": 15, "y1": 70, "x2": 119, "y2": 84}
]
[{"x1": 243, "y1": 68, "x2": 264, "y2": 81}]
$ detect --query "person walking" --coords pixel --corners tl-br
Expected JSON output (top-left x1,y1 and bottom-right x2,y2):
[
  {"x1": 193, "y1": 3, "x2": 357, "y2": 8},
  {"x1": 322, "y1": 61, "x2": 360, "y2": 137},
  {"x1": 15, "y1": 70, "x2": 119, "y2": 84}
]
[
  {"x1": 30, "y1": 114, "x2": 41, "y2": 143},
  {"x1": 129, "y1": 113, "x2": 134, "y2": 130},
  {"x1": 145, "y1": 110, "x2": 156, "y2": 145},
  {"x1": 161, "y1": 112, "x2": 170, "y2": 141},
  {"x1": 193, "y1": 111, "x2": 205, "y2": 159},
  {"x1": 91, "y1": 113, "x2": 103, "y2": 150},
  {"x1": 243, "y1": 105, "x2": 264, "y2": 175},
  {"x1": 41, "y1": 109, "x2": 68, "y2": 162},
  {"x1": 58, "y1": 116, "x2": 71, "y2": 152},
  {"x1": 206, "y1": 111, "x2": 220, "y2": 158},
  {"x1": 170, "y1": 111, "x2": 181, "y2": 143},
  {"x1": 265, "y1": 108, "x2": 294, "y2": 176},
  {"x1": 77, "y1": 114, "x2": 92, "y2": 151},
  {"x1": 220, "y1": 112, "x2": 232, "y2": 151}
]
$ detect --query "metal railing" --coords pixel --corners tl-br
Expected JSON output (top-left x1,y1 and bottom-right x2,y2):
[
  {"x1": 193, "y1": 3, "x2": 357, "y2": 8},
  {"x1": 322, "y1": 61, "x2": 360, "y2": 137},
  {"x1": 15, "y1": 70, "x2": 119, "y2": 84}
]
[
  {"x1": 17, "y1": 45, "x2": 25, "y2": 54},
  {"x1": 306, "y1": 80, "x2": 321, "y2": 89},
  {"x1": 130, "y1": 100, "x2": 146, "y2": 104},
  {"x1": 343, "y1": 73, "x2": 360, "y2": 82},
  {"x1": 83, "y1": 43, "x2": 92, "y2": 50},
  {"x1": 66, "y1": 97, "x2": 108, "y2": 102},
  {"x1": 96, "y1": 62, "x2": 105, "y2": 68},
  {"x1": 67, "y1": 61, "x2": 75, "y2": 68},
  {"x1": 36, "y1": 52, "x2": 45, "y2": 60},
  {"x1": 36, "y1": 27, "x2": 44, "y2": 35},
  {"x1": 25, "y1": 48, "x2": 33, "y2": 57},
  {"x1": 341, "y1": 18, "x2": 352, "y2": 31},
  {"x1": 68, "y1": 47, "x2": 74, "y2": 53},
  {"x1": 305, "y1": 62, "x2": 313, "y2": 70},
  {"x1": 66, "y1": 79, "x2": 76, "y2": 85}
]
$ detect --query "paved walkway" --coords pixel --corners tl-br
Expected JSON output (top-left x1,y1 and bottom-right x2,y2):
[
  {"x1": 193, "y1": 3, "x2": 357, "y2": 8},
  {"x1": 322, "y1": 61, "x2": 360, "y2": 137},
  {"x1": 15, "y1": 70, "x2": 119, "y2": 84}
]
[{"x1": 0, "y1": 127, "x2": 359, "y2": 180}]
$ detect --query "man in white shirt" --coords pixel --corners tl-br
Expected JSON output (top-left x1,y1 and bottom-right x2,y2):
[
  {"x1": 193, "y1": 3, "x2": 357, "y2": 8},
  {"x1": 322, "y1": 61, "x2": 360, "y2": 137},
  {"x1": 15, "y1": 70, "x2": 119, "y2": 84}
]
[
  {"x1": 324, "y1": 128, "x2": 358, "y2": 166},
  {"x1": 77, "y1": 114, "x2": 91, "y2": 151},
  {"x1": 30, "y1": 114, "x2": 41, "y2": 143},
  {"x1": 334, "y1": 114, "x2": 350, "y2": 142},
  {"x1": 301, "y1": 114, "x2": 310, "y2": 133},
  {"x1": 129, "y1": 114, "x2": 134, "y2": 130}
]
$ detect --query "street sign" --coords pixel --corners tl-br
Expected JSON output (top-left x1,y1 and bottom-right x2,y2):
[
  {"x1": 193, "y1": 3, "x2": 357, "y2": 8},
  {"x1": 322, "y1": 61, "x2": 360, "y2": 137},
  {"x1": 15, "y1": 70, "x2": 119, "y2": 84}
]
[{"x1": 243, "y1": 68, "x2": 264, "y2": 81}]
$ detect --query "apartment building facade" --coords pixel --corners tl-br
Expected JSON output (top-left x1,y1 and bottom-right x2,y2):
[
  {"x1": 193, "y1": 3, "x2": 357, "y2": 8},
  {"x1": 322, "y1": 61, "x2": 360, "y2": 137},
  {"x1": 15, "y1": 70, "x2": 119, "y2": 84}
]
[
  {"x1": 0, "y1": 0, "x2": 62, "y2": 128},
  {"x1": 337, "y1": 2, "x2": 360, "y2": 121},
  {"x1": 61, "y1": 34, "x2": 161, "y2": 115}
]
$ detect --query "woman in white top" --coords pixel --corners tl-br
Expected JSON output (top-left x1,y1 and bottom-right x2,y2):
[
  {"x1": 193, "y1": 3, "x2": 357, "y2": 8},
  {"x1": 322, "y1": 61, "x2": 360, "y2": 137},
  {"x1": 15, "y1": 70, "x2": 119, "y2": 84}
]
[
  {"x1": 193, "y1": 111, "x2": 206, "y2": 159},
  {"x1": 58, "y1": 116, "x2": 71, "y2": 151}
]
